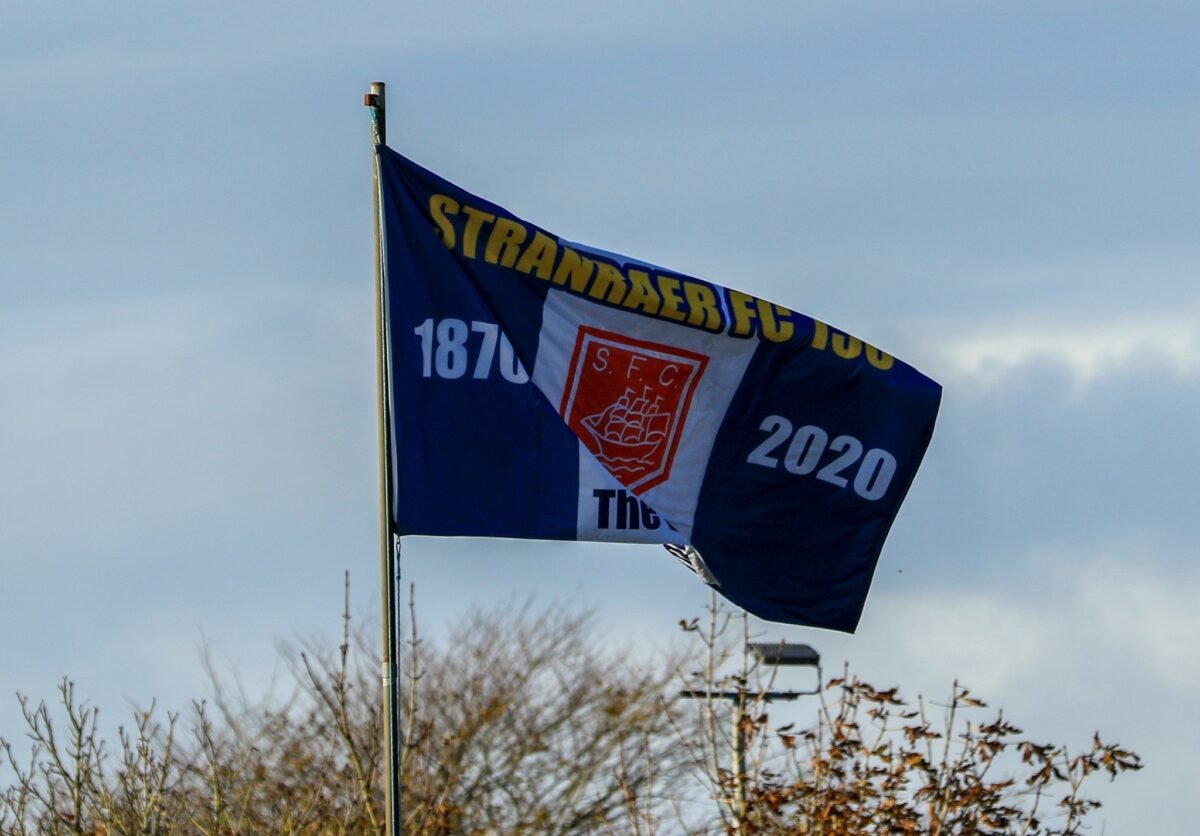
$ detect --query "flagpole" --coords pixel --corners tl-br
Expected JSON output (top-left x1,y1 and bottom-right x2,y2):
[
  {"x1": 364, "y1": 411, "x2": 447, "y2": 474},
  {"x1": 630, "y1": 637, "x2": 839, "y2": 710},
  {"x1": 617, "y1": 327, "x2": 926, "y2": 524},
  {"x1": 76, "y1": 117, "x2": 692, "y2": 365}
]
[{"x1": 365, "y1": 80, "x2": 404, "y2": 836}]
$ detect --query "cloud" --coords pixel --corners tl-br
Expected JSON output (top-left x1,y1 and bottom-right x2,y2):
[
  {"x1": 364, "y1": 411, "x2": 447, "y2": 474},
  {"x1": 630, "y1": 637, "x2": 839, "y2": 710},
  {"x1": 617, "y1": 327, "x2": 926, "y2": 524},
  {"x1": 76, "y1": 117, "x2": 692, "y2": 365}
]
[
  {"x1": 1072, "y1": 559, "x2": 1200, "y2": 693},
  {"x1": 0, "y1": 286, "x2": 376, "y2": 566},
  {"x1": 941, "y1": 317, "x2": 1200, "y2": 390},
  {"x1": 859, "y1": 550, "x2": 1200, "y2": 697}
]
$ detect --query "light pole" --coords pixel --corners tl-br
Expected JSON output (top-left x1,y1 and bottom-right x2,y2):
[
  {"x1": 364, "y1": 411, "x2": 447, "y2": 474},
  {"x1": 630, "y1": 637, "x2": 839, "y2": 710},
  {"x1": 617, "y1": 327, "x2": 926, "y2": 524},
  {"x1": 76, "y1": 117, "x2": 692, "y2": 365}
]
[{"x1": 679, "y1": 640, "x2": 821, "y2": 832}]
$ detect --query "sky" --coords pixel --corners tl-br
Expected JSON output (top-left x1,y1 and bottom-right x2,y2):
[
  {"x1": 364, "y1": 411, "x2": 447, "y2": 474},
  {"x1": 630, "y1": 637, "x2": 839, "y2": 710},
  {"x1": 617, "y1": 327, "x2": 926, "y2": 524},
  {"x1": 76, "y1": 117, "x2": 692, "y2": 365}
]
[{"x1": 3, "y1": 1, "x2": 1198, "y2": 830}]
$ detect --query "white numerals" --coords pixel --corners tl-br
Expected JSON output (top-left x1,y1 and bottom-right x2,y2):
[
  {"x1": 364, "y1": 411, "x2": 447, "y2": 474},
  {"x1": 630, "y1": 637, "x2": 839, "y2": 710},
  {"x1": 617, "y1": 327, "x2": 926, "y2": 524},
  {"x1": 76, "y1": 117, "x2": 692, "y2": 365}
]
[
  {"x1": 413, "y1": 318, "x2": 529, "y2": 383},
  {"x1": 746, "y1": 415, "x2": 896, "y2": 501}
]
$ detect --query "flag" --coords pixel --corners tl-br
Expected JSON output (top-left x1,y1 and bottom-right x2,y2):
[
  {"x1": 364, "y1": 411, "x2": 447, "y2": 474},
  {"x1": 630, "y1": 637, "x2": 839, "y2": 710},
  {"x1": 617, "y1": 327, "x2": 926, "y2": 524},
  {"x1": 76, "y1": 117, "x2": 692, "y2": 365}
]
[{"x1": 379, "y1": 147, "x2": 940, "y2": 632}]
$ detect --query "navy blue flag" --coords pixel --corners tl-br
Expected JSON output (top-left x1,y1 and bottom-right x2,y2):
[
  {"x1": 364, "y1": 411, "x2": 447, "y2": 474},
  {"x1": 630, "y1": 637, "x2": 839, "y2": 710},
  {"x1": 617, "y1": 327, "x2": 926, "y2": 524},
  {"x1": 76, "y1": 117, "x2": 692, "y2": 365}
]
[{"x1": 379, "y1": 147, "x2": 940, "y2": 632}]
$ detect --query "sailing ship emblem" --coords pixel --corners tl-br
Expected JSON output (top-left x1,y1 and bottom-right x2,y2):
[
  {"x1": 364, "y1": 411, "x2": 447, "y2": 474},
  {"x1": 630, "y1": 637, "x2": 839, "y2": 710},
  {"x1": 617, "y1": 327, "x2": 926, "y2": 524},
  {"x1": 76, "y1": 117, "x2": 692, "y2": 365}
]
[{"x1": 560, "y1": 326, "x2": 709, "y2": 491}]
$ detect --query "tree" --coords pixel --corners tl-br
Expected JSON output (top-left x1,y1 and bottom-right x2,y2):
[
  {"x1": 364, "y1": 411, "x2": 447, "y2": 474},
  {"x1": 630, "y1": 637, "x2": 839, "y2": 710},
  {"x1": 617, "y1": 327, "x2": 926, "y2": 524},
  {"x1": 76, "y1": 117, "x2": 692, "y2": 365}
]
[
  {"x1": 672, "y1": 596, "x2": 1142, "y2": 835},
  {"x1": 0, "y1": 583, "x2": 1141, "y2": 834},
  {"x1": 0, "y1": 577, "x2": 687, "y2": 835},
  {"x1": 393, "y1": 589, "x2": 688, "y2": 834}
]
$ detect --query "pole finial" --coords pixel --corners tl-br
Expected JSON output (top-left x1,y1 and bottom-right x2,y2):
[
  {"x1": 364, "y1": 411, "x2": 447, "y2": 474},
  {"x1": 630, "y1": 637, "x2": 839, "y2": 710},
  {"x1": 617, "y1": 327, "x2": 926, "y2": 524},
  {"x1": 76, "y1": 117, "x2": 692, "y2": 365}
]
[{"x1": 365, "y1": 81, "x2": 386, "y2": 146}]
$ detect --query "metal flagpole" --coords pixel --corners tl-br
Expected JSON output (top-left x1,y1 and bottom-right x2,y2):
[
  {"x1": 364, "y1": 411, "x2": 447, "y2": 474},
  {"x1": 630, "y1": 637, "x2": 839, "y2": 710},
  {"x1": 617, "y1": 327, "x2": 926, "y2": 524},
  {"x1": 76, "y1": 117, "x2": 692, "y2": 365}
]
[{"x1": 364, "y1": 81, "x2": 404, "y2": 836}]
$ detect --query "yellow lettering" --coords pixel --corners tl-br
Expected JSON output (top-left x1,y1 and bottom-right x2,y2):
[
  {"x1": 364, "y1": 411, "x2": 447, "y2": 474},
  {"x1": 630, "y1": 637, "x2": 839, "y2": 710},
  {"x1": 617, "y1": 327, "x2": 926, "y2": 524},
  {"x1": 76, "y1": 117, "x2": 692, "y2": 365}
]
[
  {"x1": 461, "y1": 206, "x2": 495, "y2": 259},
  {"x1": 552, "y1": 247, "x2": 596, "y2": 292},
  {"x1": 866, "y1": 345, "x2": 895, "y2": 370},
  {"x1": 728, "y1": 290, "x2": 759, "y2": 338},
  {"x1": 622, "y1": 269, "x2": 661, "y2": 315},
  {"x1": 812, "y1": 321, "x2": 889, "y2": 369},
  {"x1": 588, "y1": 262, "x2": 628, "y2": 304},
  {"x1": 515, "y1": 231, "x2": 558, "y2": 280},
  {"x1": 656, "y1": 275, "x2": 686, "y2": 322},
  {"x1": 683, "y1": 281, "x2": 722, "y2": 331},
  {"x1": 757, "y1": 300, "x2": 794, "y2": 342},
  {"x1": 484, "y1": 217, "x2": 528, "y2": 267},
  {"x1": 832, "y1": 332, "x2": 862, "y2": 359},
  {"x1": 428, "y1": 195, "x2": 459, "y2": 250},
  {"x1": 811, "y1": 319, "x2": 829, "y2": 350}
]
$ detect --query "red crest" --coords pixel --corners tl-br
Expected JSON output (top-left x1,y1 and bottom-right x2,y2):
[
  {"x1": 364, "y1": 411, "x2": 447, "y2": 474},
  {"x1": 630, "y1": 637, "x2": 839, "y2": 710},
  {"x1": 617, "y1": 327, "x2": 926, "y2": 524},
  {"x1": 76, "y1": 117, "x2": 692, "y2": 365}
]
[{"x1": 560, "y1": 326, "x2": 709, "y2": 492}]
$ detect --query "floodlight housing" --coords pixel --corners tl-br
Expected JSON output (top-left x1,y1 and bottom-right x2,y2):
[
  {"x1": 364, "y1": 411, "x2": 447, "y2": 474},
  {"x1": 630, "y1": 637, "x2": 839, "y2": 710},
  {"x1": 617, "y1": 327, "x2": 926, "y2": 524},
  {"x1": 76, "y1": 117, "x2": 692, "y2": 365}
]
[{"x1": 747, "y1": 642, "x2": 820, "y2": 667}]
